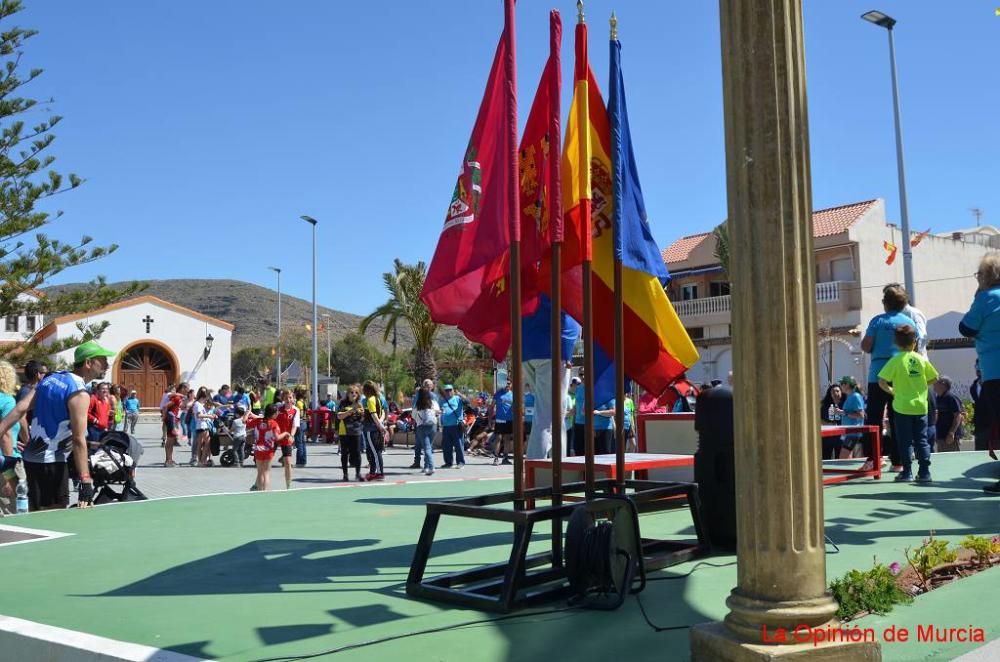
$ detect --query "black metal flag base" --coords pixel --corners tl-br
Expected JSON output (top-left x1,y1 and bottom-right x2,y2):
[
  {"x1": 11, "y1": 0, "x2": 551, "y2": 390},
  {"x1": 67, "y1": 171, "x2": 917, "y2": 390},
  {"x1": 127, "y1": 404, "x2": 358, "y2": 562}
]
[{"x1": 406, "y1": 479, "x2": 709, "y2": 613}]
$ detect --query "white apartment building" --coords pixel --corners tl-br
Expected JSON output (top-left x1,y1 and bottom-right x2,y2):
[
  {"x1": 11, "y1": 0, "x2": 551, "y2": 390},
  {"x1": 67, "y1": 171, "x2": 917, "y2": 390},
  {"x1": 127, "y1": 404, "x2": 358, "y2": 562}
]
[
  {"x1": 0, "y1": 291, "x2": 45, "y2": 345},
  {"x1": 662, "y1": 199, "x2": 996, "y2": 395}
]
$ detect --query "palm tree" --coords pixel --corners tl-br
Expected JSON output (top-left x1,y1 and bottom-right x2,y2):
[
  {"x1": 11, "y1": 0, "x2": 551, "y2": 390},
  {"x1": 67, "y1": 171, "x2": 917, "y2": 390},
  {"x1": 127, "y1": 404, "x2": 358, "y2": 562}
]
[
  {"x1": 713, "y1": 219, "x2": 731, "y2": 280},
  {"x1": 360, "y1": 258, "x2": 440, "y2": 381}
]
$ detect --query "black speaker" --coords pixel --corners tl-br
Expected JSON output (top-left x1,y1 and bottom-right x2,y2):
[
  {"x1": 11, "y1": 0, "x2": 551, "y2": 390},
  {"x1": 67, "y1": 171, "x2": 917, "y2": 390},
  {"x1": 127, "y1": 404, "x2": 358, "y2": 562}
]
[{"x1": 694, "y1": 386, "x2": 737, "y2": 551}]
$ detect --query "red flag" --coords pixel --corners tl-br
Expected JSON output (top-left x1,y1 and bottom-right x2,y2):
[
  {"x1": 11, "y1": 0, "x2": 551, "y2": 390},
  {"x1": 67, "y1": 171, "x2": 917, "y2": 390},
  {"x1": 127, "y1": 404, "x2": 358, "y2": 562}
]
[
  {"x1": 911, "y1": 228, "x2": 930, "y2": 247},
  {"x1": 454, "y1": 10, "x2": 562, "y2": 360},
  {"x1": 421, "y1": 12, "x2": 514, "y2": 328}
]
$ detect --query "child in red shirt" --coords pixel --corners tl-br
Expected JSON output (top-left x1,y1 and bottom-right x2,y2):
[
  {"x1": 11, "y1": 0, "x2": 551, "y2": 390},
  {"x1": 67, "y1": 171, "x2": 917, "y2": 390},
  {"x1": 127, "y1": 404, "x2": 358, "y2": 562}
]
[{"x1": 253, "y1": 404, "x2": 290, "y2": 491}]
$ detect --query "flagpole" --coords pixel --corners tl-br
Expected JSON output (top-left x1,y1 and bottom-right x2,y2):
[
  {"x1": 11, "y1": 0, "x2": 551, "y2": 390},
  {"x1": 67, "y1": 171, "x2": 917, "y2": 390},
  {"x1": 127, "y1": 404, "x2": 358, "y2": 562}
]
[
  {"x1": 547, "y1": 9, "x2": 564, "y2": 565},
  {"x1": 577, "y1": 0, "x2": 596, "y2": 500},
  {"x1": 503, "y1": 0, "x2": 525, "y2": 509},
  {"x1": 610, "y1": 13, "x2": 625, "y2": 490}
]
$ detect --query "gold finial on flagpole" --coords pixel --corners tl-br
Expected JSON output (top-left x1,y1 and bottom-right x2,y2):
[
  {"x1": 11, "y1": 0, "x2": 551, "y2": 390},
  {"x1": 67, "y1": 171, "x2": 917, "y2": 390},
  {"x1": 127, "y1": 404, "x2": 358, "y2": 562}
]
[
  {"x1": 610, "y1": 11, "x2": 618, "y2": 40},
  {"x1": 577, "y1": 0, "x2": 585, "y2": 24}
]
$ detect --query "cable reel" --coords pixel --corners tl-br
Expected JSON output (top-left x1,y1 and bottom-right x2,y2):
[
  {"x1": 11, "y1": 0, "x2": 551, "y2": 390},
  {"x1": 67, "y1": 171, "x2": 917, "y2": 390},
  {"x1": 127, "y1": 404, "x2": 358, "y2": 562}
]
[{"x1": 564, "y1": 495, "x2": 646, "y2": 610}]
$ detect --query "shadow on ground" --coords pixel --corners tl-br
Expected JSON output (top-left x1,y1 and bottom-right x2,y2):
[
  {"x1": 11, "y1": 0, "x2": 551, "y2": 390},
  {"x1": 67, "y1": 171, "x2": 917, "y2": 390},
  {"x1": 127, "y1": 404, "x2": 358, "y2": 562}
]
[{"x1": 91, "y1": 532, "x2": 534, "y2": 598}]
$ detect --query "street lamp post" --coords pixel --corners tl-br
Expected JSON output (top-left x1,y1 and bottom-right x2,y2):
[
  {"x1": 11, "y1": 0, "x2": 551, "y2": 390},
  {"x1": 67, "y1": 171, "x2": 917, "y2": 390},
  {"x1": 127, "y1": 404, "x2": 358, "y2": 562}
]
[
  {"x1": 862, "y1": 9, "x2": 915, "y2": 303},
  {"x1": 268, "y1": 266, "x2": 282, "y2": 386},
  {"x1": 321, "y1": 313, "x2": 332, "y2": 377},
  {"x1": 301, "y1": 215, "x2": 319, "y2": 410}
]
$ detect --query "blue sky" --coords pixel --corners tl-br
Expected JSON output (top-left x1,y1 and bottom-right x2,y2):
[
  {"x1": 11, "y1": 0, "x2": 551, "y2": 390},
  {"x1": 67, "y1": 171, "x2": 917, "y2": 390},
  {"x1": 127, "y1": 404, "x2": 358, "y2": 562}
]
[{"x1": 20, "y1": 0, "x2": 1000, "y2": 315}]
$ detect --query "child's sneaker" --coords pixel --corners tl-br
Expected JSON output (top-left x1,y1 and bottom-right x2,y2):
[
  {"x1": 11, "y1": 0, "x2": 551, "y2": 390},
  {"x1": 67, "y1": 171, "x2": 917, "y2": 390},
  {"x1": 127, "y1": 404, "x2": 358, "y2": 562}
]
[
  {"x1": 915, "y1": 472, "x2": 932, "y2": 483},
  {"x1": 894, "y1": 471, "x2": 913, "y2": 482}
]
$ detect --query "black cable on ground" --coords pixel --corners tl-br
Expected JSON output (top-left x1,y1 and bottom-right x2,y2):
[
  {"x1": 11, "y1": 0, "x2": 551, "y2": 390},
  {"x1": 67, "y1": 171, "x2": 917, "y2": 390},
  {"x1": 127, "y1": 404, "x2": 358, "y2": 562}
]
[
  {"x1": 645, "y1": 559, "x2": 737, "y2": 580},
  {"x1": 252, "y1": 554, "x2": 733, "y2": 659},
  {"x1": 635, "y1": 593, "x2": 692, "y2": 632}
]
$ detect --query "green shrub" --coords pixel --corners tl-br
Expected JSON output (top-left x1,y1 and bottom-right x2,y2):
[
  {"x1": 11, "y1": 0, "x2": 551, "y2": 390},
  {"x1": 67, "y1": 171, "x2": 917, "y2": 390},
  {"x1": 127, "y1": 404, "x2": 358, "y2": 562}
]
[
  {"x1": 959, "y1": 534, "x2": 1000, "y2": 566},
  {"x1": 905, "y1": 534, "x2": 958, "y2": 591},
  {"x1": 829, "y1": 560, "x2": 912, "y2": 621},
  {"x1": 963, "y1": 399, "x2": 975, "y2": 436}
]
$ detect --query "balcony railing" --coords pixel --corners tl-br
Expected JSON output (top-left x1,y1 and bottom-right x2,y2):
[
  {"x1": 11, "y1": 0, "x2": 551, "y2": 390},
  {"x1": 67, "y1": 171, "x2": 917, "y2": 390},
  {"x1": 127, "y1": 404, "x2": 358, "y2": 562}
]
[
  {"x1": 672, "y1": 294, "x2": 732, "y2": 317},
  {"x1": 815, "y1": 280, "x2": 844, "y2": 304},
  {"x1": 672, "y1": 281, "x2": 851, "y2": 317}
]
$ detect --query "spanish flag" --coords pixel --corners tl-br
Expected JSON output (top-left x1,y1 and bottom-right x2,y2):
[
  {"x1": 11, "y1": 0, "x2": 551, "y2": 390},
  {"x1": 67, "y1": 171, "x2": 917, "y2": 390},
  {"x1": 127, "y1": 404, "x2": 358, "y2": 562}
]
[
  {"x1": 545, "y1": 17, "x2": 697, "y2": 398},
  {"x1": 883, "y1": 240, "x2": 898, "y2": 265}
]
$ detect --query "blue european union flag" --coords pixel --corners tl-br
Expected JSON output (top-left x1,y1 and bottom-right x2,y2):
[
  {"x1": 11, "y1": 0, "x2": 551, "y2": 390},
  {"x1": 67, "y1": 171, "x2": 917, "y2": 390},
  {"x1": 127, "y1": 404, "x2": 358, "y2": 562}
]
[{"x1": 609, "y1": 39, "x2": 672, "y2": 289}]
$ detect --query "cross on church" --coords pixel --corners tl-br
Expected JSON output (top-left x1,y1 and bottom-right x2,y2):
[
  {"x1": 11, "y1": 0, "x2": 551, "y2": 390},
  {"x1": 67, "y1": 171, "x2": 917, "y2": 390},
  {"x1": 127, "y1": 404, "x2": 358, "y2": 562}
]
[{"x1": 142, "y1": 315, "x2": 154, "y2": 333}]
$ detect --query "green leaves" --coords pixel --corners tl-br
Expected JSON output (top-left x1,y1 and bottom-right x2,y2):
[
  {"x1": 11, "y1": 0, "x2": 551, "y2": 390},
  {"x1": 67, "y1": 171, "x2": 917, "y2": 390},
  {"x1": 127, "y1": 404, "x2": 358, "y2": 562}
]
[
  {"x1": 829, "y1": 560, "x2": 912, "y2": 621},
  {"x1": 360, "y1": 258, "x2": 440, "y2": 381},
  {"x1": 712, "y1": 219, "x2": 730, "y2": 280},
  {"x1": 0, "y1": 1, "x2": 146, "y2": 363}
]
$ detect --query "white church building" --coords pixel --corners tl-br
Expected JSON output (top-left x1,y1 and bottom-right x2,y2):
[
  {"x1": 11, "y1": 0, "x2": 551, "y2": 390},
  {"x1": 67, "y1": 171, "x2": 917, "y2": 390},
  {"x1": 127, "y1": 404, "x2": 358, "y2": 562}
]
[{"x1": 33, "y1": 295, "x2": 233, "y2": 407}]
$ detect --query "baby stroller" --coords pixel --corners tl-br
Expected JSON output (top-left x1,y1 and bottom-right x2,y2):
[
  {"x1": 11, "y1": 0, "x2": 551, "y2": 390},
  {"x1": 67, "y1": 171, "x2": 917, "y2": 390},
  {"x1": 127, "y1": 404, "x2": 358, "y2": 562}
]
[
  {"x1": 90, "y1": 430, "x2": 147, "y2": 504},
  {"x1": 218, "y1": 409, "x2": 252, "y2": 467}
]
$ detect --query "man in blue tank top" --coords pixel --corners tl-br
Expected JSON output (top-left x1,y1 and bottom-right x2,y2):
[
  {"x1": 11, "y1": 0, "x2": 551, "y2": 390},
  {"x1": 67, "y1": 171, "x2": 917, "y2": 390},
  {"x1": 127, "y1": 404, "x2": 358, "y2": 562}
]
[{"x1": 0, "y1": 341, "x2": 115, "y2": 511}]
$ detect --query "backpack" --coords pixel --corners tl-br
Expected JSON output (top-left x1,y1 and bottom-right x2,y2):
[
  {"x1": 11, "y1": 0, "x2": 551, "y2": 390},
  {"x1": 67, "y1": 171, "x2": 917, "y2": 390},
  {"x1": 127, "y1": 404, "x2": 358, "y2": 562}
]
[{"x1": 670, "y1": 381, "x2": 699, "y2": 413}]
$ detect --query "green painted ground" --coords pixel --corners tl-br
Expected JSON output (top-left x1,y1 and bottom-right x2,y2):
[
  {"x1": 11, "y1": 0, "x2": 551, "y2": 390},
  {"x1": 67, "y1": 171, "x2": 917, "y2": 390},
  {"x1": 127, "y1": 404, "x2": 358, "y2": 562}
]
[{"x1": 2, "y1": 453, "x2": 1000, "y2": 661}]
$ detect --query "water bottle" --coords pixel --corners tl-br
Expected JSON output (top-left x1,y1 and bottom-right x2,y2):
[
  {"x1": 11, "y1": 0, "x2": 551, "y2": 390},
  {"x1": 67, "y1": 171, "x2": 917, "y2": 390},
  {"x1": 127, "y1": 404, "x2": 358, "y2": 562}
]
[
  {"x1": 15, "y1": 481, "x2": 28, "y2": 514},
  {"x1": 827, "y1": 404, "x2": 835, "y2": 422}
]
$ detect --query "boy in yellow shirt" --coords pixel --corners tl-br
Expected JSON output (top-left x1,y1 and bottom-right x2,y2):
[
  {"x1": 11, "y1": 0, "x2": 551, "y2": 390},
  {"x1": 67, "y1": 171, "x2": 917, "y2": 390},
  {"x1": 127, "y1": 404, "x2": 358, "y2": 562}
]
[{"x1": 878, "y1": 324, "x2": 939, "y2": 482}]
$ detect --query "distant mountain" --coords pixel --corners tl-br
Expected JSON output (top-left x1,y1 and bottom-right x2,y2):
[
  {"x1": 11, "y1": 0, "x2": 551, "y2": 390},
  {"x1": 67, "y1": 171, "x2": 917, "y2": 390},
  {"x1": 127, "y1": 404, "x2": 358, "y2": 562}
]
[{"x1": 44, "y1": 279, "x2": 463, "y2": 351}]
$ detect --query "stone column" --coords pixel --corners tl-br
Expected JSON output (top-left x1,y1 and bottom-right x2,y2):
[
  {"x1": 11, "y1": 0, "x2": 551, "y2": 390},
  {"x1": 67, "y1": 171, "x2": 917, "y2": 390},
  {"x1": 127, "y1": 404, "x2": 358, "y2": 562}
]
[{"x1": 690, "y1": 1, "x2": 879, "y2": 659}]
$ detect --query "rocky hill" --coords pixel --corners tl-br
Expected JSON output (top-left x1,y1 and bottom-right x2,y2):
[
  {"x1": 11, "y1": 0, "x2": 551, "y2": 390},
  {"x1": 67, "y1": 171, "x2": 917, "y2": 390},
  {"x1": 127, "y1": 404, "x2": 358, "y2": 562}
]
[{"x1": 45, "y1": 279, "x2": 463, "y2": 351}]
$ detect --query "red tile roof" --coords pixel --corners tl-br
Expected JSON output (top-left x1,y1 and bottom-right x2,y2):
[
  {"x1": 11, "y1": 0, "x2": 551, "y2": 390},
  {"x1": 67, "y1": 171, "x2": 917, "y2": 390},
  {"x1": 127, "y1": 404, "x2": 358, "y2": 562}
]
[
  {"x1": 661, "y1": 233, "x2": 710, "y2": 264},
  {"x1": 812, "y1": 199, "x2": 878, "y2": 238},
  {"x1": 661, "y1": 199, "x2": 878, "y2": 264}
]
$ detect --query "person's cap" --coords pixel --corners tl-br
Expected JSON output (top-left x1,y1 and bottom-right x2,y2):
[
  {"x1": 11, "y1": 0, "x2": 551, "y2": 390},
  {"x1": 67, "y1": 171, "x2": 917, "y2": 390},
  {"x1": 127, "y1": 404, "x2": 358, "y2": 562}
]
[
  {"x1": 838, "y1": 375, "x2": 858, "y2": 387},
  {"x1": 74, "y1": 341, "x2": 115, "y2": 363},
  {"x1": 571, "y1": 377, "x2": 581, "y2": 384},
  {"x1": 129, "y1": 389, "x2": 137, "y2": 394},
  {"x1": 444, "y1": 384, "x2": 454, "y2": 390}
]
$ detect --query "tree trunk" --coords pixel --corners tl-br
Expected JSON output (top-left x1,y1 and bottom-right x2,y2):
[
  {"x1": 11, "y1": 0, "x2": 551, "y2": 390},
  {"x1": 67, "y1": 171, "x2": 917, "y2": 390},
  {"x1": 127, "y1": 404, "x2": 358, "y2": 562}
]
[{"x1": 414, "y1": 346, "x2": 437, "y2": 383}]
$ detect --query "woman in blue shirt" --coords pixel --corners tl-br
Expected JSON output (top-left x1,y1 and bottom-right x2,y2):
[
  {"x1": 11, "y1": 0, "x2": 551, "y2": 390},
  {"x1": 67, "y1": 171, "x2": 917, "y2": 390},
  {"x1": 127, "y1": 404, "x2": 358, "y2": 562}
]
[
  {"x1": 861, "y1": 284, "x2": 918, "y2": 470},
  {"x1": 961, "y1": 255, "x2": 1000, "y2": 494}
]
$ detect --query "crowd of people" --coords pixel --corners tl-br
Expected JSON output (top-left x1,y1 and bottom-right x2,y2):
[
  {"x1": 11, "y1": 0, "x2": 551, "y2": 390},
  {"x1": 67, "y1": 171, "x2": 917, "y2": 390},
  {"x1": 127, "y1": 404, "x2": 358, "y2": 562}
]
[
  {"x1": 5, "y1": 254, "x2": 1000, "y2": 511},
  {"x1": 811, "y1": 271, "x2": 1000, "y2": 486}
]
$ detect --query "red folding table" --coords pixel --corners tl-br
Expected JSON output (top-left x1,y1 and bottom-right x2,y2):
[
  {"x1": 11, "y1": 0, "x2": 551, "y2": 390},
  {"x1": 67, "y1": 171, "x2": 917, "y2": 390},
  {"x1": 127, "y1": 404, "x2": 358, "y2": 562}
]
[{"x1": 821, "y1": 424, "x2": 882, "y2": 484}]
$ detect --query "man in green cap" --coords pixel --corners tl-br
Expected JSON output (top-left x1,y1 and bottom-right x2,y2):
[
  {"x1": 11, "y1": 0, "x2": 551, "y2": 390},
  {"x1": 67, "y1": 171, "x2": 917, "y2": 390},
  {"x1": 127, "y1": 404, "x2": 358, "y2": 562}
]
[{"x1": 0, "y1": 340, "x2": 115, "y2": 510}]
